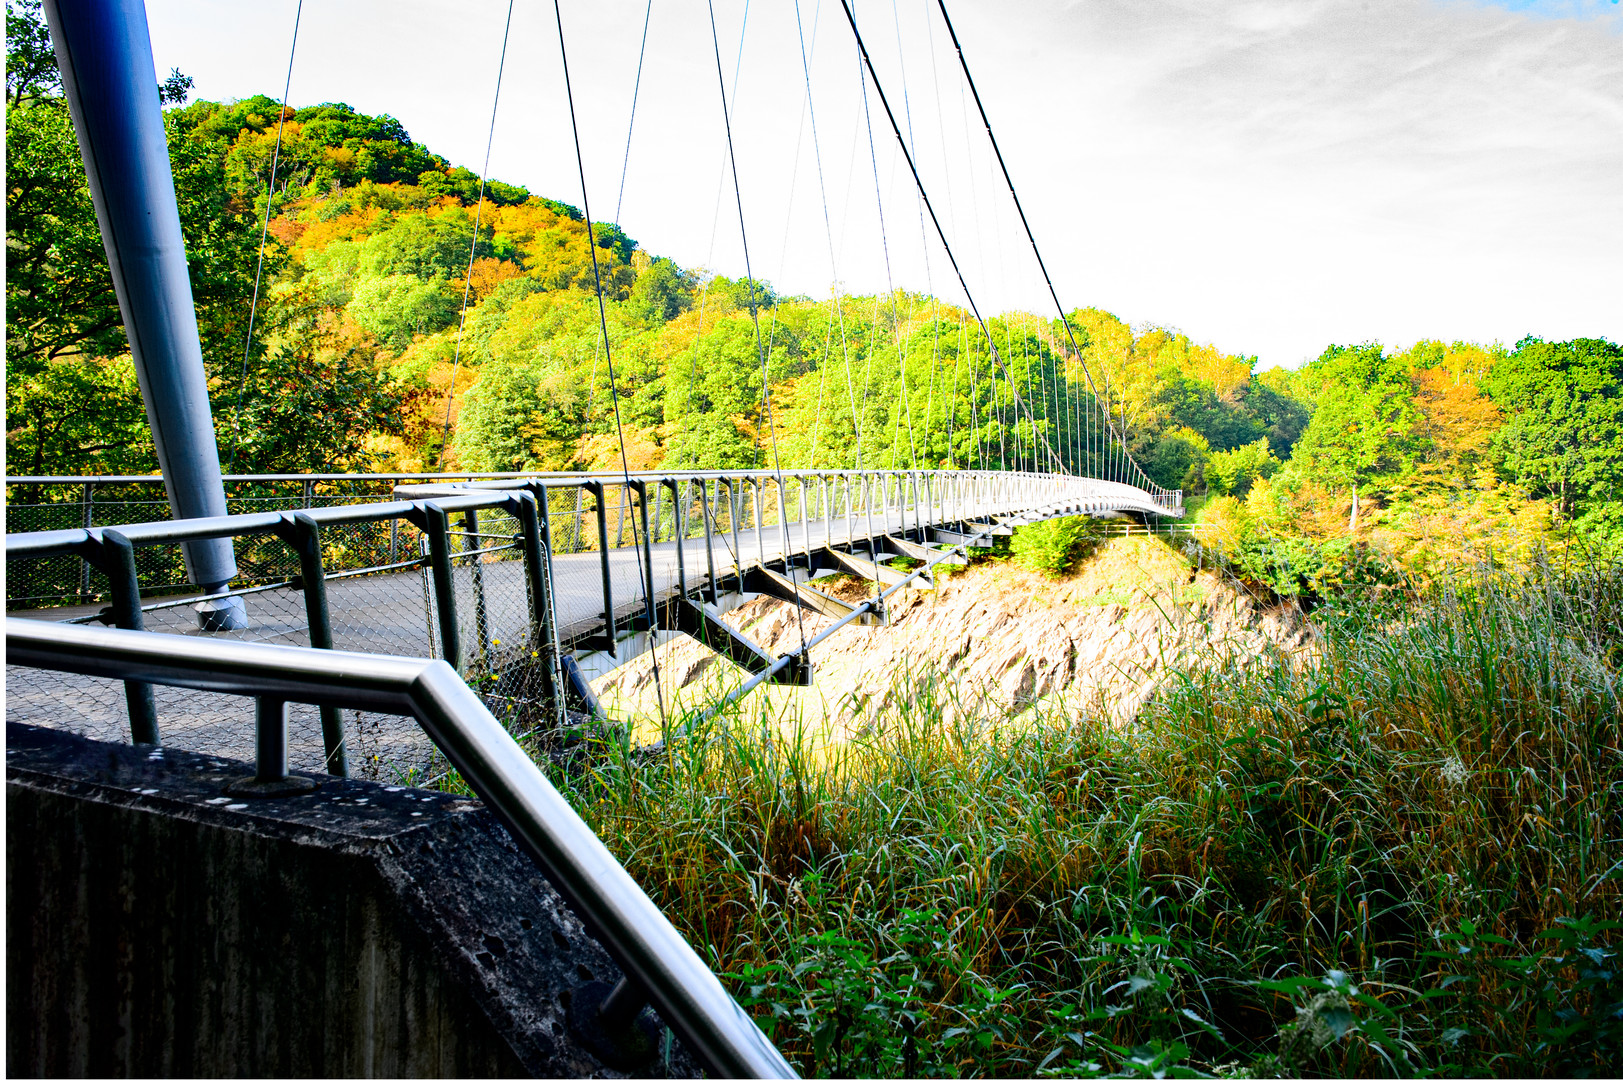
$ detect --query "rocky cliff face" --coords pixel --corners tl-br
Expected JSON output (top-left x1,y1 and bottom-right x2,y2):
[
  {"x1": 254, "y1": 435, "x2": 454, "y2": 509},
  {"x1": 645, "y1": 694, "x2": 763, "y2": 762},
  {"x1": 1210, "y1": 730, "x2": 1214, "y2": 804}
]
[{"x1": 593, "y1": 536, "x2": 1309, "y2": 738}]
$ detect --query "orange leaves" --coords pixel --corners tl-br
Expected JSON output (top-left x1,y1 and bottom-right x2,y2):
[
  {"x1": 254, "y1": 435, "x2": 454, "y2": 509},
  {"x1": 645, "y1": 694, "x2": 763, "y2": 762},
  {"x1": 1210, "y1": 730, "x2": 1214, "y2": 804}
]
[
  {"x1": 1410, "y1": 364, "x2": 1502, "y2": 481},
  {"x1": 461, "y1": 257, "x2": 523, "y2": 301}
]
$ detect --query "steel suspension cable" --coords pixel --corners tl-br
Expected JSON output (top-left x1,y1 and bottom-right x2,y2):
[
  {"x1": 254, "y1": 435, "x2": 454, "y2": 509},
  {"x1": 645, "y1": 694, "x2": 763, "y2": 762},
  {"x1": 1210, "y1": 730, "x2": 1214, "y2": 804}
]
[
  {"x1": 706, "y1": 0, "x2": 809, "y2": 658},
  {"x1": 836, "y1": 0, "x2": 1062, "y2": 473},
  {"x1": 793, "y1": 0, "x2": 863, "y2": 471},
  {"x1": 436, "y1": 0, "x2": 515, "y2": 470},
  {"x1": 613, "y1": 0, "x2": 655, "y2": 224},
  {"x1": 854, "y1": 59, "x2": 917, "y2": 471},
  {"x1": 227, "y1": 0, "x2": 303, "y2": 469},
  {"x1": 933, "y1": 0, "x2": 1168, "y2": 497},
  {"x1": 552, "y1": 0, "x2": 664, "y2": 719},
  {"x1": 890, "y1": 0, "x2": 943, "y2": 467}
]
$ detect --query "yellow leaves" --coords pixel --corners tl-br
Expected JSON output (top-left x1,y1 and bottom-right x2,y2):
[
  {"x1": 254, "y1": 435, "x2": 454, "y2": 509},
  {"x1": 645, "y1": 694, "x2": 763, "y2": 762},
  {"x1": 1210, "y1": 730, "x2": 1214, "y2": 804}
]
[
  {"x1": 1411, "y1": 364, "x2": 1501, "y2": 472},
  {"x1": 460, "y1": 256, "x2": 523, "y2": 302}
]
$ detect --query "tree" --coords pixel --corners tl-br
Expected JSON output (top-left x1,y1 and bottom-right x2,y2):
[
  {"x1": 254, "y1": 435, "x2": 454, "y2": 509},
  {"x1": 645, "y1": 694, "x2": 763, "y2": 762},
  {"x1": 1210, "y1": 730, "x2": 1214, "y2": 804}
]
[
  {"x1": 1487, "y1": 336, "x2": 1623, "y2": 516},
  {"x1": 1291, "y1": 343, "x2": 1422, "y2": 528},
  {"x1": 1408, "y1": 363, "x2": 1501, "y2": 486},
  {"x1": 1154, "y1": 370, "x2": 1265, "y2": 452},
  {"x1": 1143, "y1": 427, "x2": 1209, "y2": 492},
  {"x1": 1204, "y1": 437, "x2": 1280, "y2": 497},
  {"x1": 227, "y1": 282, "x2": 423, "y2": 472},
  {"x1": 4, "y1": 2, "x2": 417, "y2": 475},
  {"x1": 626, "y1": 255, "x2": 696, "y2": 326},
  {"x1": 5, "y1": 0, "x2": 56, "y2": 107}
]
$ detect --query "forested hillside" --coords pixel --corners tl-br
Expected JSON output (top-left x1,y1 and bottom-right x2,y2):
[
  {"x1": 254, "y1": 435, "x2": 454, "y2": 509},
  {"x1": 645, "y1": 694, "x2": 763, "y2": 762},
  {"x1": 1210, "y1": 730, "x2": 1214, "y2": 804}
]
[{"x1": 7, "y1": 0, "x2": 1620, "y2": 579}]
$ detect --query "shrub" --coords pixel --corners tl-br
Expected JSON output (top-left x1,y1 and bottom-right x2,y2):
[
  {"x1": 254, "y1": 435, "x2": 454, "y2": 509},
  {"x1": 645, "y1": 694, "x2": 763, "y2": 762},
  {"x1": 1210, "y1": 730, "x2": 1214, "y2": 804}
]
[
  {"x1": 1009, "y1": 515, "x2": 1103, "y2": 577},
  {"x1": 1204, "y1": 436, "x2": 1280, "y2": 497}
]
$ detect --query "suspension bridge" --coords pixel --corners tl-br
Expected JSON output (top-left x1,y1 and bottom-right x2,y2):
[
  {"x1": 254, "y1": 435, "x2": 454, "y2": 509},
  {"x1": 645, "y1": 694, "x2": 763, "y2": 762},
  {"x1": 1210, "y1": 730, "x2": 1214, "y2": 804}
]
[{"x1": 8, "y1": 0, "x2": 1186, "y2": 1075}]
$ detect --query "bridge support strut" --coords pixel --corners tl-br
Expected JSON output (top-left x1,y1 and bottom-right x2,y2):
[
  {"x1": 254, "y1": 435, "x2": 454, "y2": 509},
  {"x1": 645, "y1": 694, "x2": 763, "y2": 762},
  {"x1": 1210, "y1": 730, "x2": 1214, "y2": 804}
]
[{"x1": 44, "y1": 0, "x2": 243, "y2": 629}]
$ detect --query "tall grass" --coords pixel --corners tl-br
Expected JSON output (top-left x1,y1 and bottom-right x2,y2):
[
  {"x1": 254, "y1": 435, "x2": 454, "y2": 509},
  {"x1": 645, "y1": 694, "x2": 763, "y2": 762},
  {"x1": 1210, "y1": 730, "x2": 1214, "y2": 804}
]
[{"x1": 551, "y1": 562, "x2": 1623, "y2": 1077}]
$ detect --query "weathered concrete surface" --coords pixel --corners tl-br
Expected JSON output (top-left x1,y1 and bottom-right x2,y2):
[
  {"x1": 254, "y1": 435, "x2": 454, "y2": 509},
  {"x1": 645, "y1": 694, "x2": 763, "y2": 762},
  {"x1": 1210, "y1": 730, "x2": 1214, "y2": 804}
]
[{"x1": 5, "y1": 722, "x2": 697, "y2": 1078}]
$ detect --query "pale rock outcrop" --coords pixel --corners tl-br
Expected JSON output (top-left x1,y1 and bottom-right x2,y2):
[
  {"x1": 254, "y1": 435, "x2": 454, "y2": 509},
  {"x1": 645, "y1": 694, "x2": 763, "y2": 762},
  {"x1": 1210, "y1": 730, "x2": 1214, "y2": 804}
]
[{"x1": 594, "y1": 536, "x2": 1309, "y2": 737}]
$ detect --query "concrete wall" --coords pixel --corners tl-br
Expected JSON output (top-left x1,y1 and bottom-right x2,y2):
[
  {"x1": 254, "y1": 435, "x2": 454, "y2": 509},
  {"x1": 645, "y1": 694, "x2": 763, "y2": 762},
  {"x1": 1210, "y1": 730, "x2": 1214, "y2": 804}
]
[{"x1": 6, "y1": 722, "x2": 696, "y2": 1078}]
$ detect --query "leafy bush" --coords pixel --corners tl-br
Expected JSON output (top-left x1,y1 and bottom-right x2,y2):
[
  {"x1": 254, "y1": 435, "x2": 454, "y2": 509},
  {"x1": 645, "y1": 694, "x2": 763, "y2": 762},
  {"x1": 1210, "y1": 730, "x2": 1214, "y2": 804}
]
[
  {"x1": 1195, "y1": 492, "x2": 1406, "y2": 601},
  {"x1": 1009, "y1": 515, "x2": 1104, "y2": 577},
  {"x1": 1204, "y1": 436, "x2": 1281, "y2": 497}
]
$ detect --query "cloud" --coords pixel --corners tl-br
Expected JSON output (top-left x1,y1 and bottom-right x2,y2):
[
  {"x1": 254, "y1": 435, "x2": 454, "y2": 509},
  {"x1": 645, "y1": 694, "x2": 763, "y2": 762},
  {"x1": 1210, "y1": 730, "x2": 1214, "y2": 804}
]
[
  {"x1": 969, "y1": 0, "x2": 1623, "y2": 362},
  {"x1": 143, "y1": 0, "x2": 1620, "y2": 367}
]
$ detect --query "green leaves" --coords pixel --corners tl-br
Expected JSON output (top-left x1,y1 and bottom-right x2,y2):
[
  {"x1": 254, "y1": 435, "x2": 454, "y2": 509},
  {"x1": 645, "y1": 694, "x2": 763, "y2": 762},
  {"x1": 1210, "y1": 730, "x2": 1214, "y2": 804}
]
[
  {"x1": 1202, "y1": 437, "x2": 1279, "y2": 498},
  {"x1": 1009, "y1": 515, "x2": 1105, "y2": 577},
  {"x1": 1488, "y1": 336, "x2": 1623, "y2": 517}
]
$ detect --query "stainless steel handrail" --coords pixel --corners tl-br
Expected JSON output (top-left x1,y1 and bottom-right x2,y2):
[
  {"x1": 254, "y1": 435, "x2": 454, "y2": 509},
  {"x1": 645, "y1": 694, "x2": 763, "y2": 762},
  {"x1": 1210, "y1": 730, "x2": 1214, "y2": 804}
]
[
  {"x1": 4, "y1": 616, "x2": 797, "y2": 1079},
  {"x1": 6, "y1": 468, "x2": 1182, "y2": 514},
  {"x1": 5, "y1": 471, "x2": 1178, "y2": 564}
]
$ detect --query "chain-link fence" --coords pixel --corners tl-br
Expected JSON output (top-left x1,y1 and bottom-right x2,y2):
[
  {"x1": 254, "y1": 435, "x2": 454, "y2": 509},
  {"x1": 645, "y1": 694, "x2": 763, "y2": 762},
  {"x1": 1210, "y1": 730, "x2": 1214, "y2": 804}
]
[
  {"x1": 5, "y1": 475, "x2": 458, "y2": 610},
  {"x1": 5, "y1": 483, "x2": 552, "y2": 783}
]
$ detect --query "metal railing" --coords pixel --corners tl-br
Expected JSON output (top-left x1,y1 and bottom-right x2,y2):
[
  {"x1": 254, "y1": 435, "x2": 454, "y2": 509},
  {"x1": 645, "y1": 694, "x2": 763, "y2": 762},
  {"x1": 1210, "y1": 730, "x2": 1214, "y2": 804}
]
[
  {"x1": 5, "y1": 468, "x2": 1180, "y2": 773},
  {"x1": 4, "y1": 616, "x2": 797, "y2": 1078}
]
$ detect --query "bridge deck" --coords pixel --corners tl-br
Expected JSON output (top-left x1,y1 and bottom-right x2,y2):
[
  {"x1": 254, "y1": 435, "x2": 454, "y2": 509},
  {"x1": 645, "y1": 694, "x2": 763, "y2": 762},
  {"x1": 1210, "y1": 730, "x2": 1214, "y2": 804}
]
[{"x1": 6, "y1": 473, "x2": 1177, "y2": 778}]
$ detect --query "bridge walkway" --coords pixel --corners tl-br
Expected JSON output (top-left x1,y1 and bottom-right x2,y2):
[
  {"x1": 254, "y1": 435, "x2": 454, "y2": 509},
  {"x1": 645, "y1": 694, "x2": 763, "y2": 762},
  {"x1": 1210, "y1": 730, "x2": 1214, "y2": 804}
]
[{"x1": 5, "y1": 469, "x2": 1180, "y2": 778}]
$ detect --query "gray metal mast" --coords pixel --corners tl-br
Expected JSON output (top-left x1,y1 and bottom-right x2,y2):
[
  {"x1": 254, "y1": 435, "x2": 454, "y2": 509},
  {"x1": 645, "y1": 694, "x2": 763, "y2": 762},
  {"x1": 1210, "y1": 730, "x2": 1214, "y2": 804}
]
[{"x1": 43, "y1": 0, "x2": 245, "y2": 630}]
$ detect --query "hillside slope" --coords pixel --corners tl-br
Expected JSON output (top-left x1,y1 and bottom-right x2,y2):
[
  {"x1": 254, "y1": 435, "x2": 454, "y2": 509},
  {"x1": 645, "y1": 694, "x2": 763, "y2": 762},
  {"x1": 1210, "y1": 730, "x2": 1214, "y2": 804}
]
[{"x1": 593, "y1": 536, "x2": 1308, "y2": 737}]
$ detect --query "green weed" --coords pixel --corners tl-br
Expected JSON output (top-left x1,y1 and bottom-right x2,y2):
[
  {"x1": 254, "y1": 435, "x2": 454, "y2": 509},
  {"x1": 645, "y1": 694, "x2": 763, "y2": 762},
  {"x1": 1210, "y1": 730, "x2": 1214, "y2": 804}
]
[{"x1": 543, "y1": 560, "x2": 1621, "y2": 1076}]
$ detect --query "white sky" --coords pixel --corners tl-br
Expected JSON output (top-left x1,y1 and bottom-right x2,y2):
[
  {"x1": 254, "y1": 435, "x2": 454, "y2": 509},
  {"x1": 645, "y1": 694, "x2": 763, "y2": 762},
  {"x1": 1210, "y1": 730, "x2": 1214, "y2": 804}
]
[{"x1": 145, "y1": 0, "x2": 1623, "y2": 370}]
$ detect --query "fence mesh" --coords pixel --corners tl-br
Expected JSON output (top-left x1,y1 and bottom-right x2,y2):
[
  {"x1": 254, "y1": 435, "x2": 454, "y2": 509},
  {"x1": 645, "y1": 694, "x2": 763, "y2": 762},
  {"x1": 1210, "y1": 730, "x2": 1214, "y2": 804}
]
[{"x1": 3, "y1": 484, "x2": 550, "y2": 784}]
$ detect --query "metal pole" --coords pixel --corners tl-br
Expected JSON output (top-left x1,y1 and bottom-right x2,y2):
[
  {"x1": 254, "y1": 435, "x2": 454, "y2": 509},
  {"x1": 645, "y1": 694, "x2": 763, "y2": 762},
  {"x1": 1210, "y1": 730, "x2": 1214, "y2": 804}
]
[
  {"x1": 588, "y1": 481, "x2": 615, "y2": 656},
  {"x1": 43, "y1": 0, "x2": 243, "y2": 630},
  {"x1": 422, "y1": 503, "x2": 462, "y2": 673},
  {"x1": 285, "y1": 512, "x2": 346, "y2": 775},
  {"x1": 79, "y1": 481, "x2": 93, "y2": 601},
  {"x1": 723, "y1": 479, "x2": 743, "y2": 589},
  {"x1": 464, "y1": 507, "x2": 491, "y2": 669},
  {"x1": 799, "y1": 480, "x2": 811, "y2": 569},
  {"x1": 97, "y1": 528, "x2": 158, "y2": 743},
  {"x1": 664, "y1": 478, "x2": 687, "y2": 600},
  {"x1": 636, "y1": 481, "x2": 657, "y2": 638},
  {"x1": 256, "y1": 697, "x2": 288, "y2": 782},
  {"x1": 753, "y1": 478, "x2": 766, "y2": 570},
  {"x1": 700, "y1": 480, "x2": 720, "y2": 604}
]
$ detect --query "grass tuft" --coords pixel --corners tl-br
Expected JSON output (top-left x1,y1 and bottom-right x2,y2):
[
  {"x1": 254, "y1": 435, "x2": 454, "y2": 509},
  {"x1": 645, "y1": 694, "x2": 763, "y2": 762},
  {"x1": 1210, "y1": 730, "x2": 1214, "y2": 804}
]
[{"x1": 546, "y1": 559, "x2": 1623, "y2": 1077}]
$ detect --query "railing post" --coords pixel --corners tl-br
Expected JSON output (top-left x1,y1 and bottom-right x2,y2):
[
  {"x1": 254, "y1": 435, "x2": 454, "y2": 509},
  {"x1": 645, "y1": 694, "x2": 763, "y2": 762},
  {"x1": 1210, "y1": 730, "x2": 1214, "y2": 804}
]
[
  {"x1": 285, "y1": 511, "x2": 346, "y2": 776},
  {"x1": 635, "y1": 480, "x2": 657, "y2": 637},
  {"x1": 98, "y1": 528, "x2": 158, "y2": 744},
  {"x1": 699, "y1": 479, "x2": 720, "y2": 603},
  {"x1": 587, "y1": 481, "x2": 615, "y2": 656},
  {"x1": 514, "y1": 488, "x2": 564, "y2": 720},
  {"x1": 843, "y1": 473, "x2": 854, "y2": 547},
  {"x1": 464, "y1": 507, "x2": 491, "y2": 670},
  {"x1": 79, "y1": 481, "x2": 93, "y2": 601},
  {"x1": 663, "y1": 477, "x2": 687, "y2": 600},
  {"x1": 423, "y1": 503, "x2": 462, "y2": 673},
  {"x1": 723, "y1": 478, "x2": 744, "y2": 588},
  {"x1": 774, "y1": 481, "x2": 792, "y2": 576},
  {"x1": 753, "y1": 477, "x2": 766, "y2": 569},
  {"x1": 799, "y1": 479, "x2": 811, "y2": 567},
  {"x1": 256, "y1": 697, "x2": 288, "y2": 782},
  {"x1": 614, "y1": 482, "x2": 628, "y2": 548},
  {"x1": 864, "y1": 473, "x2": 878, "y2": 558}
]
